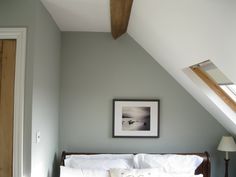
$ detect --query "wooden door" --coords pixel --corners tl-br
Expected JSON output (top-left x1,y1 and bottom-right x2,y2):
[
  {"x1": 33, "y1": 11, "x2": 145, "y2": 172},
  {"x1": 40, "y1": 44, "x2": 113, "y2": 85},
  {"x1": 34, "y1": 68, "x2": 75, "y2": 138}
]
[{"x1": 0, "y1": 40, "x2": 16, "y2": 177}]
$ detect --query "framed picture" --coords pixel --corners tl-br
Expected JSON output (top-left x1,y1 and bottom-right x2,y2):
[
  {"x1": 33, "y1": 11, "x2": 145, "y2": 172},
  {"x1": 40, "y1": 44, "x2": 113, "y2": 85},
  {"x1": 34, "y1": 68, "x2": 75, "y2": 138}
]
[{"x1": 113, "y1": 99, "x2": 160, "y2": 138}]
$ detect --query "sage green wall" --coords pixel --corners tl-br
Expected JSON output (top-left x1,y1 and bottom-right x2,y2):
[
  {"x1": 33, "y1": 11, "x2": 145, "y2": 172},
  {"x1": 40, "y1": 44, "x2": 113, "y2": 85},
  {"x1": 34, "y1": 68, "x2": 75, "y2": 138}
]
[
  {"x1": 60, "y1": 32, "x2": 233, "y2": 177},
  {"x1": 31, "y1": 1, "x2": 61, "y2": 177},
  {"x1": 0, "y1": 1, "x2": 61, "y2": 177}
]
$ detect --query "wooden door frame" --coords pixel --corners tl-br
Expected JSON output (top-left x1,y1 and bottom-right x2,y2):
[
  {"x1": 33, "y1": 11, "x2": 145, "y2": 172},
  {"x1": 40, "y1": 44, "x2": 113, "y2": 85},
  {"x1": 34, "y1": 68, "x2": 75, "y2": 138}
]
[{"x1": 0, "y1": 28, "x2": 26, "y2": 177}]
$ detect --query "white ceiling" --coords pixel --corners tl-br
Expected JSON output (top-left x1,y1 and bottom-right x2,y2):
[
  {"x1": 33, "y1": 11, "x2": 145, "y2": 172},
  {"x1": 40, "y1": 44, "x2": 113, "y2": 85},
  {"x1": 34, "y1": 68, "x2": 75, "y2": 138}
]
[
  {"x1": 41, "y1": 0, "x2": 236, "y2": 135},
  {"x1": 41, "y1": 0, "x2": 110, "y2": 32}
]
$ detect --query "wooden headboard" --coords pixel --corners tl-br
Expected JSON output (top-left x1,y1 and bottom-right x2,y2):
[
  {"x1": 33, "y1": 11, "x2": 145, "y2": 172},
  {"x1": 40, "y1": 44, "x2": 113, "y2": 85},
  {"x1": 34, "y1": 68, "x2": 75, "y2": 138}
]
[{"x1": 61, "y1": 151, "x2": 211, "y2": 177}]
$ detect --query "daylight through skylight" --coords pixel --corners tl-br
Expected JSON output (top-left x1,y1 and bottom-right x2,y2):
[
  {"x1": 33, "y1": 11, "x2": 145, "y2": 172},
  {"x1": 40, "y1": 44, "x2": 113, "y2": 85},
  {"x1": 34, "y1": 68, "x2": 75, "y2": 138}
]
[{"x1": 220, "y1": 85, "x2": 236, "y2": 102}]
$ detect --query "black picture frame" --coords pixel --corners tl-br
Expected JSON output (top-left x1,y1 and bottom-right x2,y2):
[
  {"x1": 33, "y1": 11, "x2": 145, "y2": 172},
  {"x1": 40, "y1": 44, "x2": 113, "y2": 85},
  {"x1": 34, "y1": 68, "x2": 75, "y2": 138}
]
[{"x1": 113, "y1": 99, "x2": 160, "y2": 138}]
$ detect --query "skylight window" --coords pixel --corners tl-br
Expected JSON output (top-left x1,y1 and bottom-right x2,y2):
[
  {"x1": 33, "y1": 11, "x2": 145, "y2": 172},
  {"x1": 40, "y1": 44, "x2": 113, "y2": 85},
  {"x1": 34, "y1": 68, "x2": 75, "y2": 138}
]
[
  {"x1": 190, "y1": 60, "x2": 236, "y2": 112},
  {"x1": 220, "y1": 85, "x2": 236, "y2": 102}
]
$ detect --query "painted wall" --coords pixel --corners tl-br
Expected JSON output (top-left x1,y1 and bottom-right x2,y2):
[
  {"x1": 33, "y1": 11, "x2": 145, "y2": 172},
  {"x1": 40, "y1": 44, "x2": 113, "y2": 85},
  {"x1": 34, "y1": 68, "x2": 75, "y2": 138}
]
[
  {"x1": 60, "y1": 32, "x2": 230, "y2": 177},
  {"x1": 0, "y1": 1, "x2": 61, "y2": 177},
  {"x1": 0, "y1": 1, "x2": 234, "y2": 177},
  {"x1": 31, "y1": 1, "x2": 61, "y2": 177},
  {"x1": 0, "y1": 1, "x2": 36, "y2": 176}
]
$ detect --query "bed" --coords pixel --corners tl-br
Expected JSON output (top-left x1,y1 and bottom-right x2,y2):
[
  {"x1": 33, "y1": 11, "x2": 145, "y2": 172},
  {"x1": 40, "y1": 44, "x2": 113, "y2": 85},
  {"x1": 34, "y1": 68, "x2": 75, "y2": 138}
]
[{"x1": 60, "y1": 151, "x2": 211, "y2": 177}]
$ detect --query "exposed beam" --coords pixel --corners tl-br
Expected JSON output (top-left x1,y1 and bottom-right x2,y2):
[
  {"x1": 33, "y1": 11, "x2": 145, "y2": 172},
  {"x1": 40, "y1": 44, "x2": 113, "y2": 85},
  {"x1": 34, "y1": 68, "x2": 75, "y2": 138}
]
[{"x1": 110, "y1": 0, "x2": 133, "y2": 39}]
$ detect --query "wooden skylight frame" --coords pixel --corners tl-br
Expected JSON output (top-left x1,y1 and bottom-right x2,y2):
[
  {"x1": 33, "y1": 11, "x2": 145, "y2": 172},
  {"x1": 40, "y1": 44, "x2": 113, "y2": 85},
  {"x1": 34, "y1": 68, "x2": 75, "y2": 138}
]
[{"x1": 190, "y1": 62, "x2": 236, "y2": 112}]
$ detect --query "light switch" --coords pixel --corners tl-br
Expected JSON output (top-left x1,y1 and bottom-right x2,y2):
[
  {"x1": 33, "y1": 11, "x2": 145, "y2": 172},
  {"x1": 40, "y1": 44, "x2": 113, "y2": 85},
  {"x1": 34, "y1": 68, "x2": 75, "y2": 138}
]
[{"x1": 36, "y1": 131, "x2": 41, "y2": 144}]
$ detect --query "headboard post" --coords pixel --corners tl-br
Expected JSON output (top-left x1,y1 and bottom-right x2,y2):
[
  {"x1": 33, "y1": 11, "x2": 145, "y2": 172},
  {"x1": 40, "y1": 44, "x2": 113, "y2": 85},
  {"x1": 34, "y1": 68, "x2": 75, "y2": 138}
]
[
  {"x1": 61, "y1": 151, "x2": 66, "y2": 166},
  {"x1": 195, "y1": 151, "x2": 211, "y2": 177}
]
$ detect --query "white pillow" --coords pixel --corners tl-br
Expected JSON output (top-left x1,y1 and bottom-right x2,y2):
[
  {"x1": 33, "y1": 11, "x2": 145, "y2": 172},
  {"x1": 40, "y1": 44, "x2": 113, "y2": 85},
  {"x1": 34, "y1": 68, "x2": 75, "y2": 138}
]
[
  {"x1": 66, "y1": 154, "x2": 134, "y2": 160},
  {"x1": 110, "y1": 168, "x2": 203, "y2": 177},
  {"x1": 60, "y1": 166, "x2": 109, "y2": 177},
  {"x1": 157, "y1": 174, "x2": 203, "y2": 177},
  {"x1": 110, "y1": 168, "x2": 160, "y2": 177},
  {"x1": 134, "y1": 154, "x2": 203, "y2": 174},
  {"x1": 65, "y1": 158, "x2": 133, "y2": 170}
]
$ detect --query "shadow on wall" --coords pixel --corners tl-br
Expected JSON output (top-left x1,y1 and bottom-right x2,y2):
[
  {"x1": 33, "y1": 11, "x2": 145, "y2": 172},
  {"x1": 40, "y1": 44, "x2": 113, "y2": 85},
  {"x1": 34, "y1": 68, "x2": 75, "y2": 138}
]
[{"x1": 47, "y1": 153, "x2": 59, "y2": 177}]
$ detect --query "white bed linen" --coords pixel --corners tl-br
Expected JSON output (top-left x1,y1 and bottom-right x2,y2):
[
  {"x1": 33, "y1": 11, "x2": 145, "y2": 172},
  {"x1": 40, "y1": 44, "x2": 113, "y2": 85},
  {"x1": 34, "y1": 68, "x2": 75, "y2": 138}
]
[
  {"x1": 65, "y1": 154, "x2": 134, "y2": 170},
  {"x1": 134, "y1": 154, "x2": 203, "y2": 174},
  {"x1": 65, "y1": 158, "x2": 133, "y2": 170},
  {"x1": 110, "y1": 168, "x2": 203, "y2": 177},
  {"x1": 60, "y1": 166, "x2": 109, "y2": 177},
  {"x1": 65, "y1": 154, "x2": 134, "y2": 160}
]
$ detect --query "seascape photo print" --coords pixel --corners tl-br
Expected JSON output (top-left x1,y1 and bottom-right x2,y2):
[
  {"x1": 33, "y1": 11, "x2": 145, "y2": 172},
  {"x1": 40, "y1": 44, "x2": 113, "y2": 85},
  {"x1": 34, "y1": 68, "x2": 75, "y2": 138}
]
[
  {"x1": 122, "y1": 107, "x2": 150, "y2": 131},
  {"x1": 113, "y1": 99, "x2": 159, "y2": 138}
]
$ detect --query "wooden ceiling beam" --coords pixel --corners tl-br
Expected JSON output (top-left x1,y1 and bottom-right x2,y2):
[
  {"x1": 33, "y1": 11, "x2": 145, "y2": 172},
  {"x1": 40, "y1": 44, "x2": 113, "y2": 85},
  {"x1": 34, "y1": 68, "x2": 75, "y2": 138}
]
[{"x1": 110, "y1": 0, "x2": 133, "y2": 39}]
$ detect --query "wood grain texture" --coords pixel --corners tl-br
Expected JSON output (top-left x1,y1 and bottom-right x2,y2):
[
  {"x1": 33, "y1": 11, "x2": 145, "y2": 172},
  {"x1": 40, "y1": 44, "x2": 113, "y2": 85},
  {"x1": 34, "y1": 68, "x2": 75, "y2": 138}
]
[
  {"x1": 110, "y1": 0, "x2": 133, "y2": 39},
  {"x1": 60, "y1": 151, "x2": 211, "y2": 177},
  {"x1": 0, "y1": 40, "x2": 2, "y2": 53},
  {"x1": 0, "y1": 40, "x2": 16, "y2": 177},
  {"x1": 0, "y1": 40, "x2": 3, "y2": 98},
  {"x1": 191, "y1": 67, "x2": 236, "y2": 112}
]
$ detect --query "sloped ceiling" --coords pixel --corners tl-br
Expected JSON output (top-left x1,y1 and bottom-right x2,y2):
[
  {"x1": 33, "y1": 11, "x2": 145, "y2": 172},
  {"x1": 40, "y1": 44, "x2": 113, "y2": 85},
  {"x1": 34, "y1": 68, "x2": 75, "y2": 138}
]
[
  {"x1": 41, "y1": 0, "x2": 236, "y2": 135},
  {"x1": 127, "y1": 0, "x2": 236, "y2": 135}
]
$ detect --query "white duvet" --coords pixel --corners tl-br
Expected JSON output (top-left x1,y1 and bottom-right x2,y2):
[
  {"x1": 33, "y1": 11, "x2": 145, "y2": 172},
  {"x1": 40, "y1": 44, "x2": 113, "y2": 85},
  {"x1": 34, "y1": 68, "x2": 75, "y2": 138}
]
[
  {"x1": 60, "y1": 167, "x2": 203, "y2": 177},
  {"x1": 60, "y1": 166, "x2": 109, "y2": 177},
  {"x1": 110, "y1": 169, "x2": 203, "y2": 177}
]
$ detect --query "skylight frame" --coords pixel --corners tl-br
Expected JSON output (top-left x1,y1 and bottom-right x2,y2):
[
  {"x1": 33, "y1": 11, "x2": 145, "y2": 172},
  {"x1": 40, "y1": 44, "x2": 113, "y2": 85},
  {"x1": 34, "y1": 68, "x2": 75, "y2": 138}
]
[
  {"x1": 190, "y1": 61, "x2": 236, "y2": 112},
  {"x1": 220, "y1": 84, "x2": 236, "y2": 102}
]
